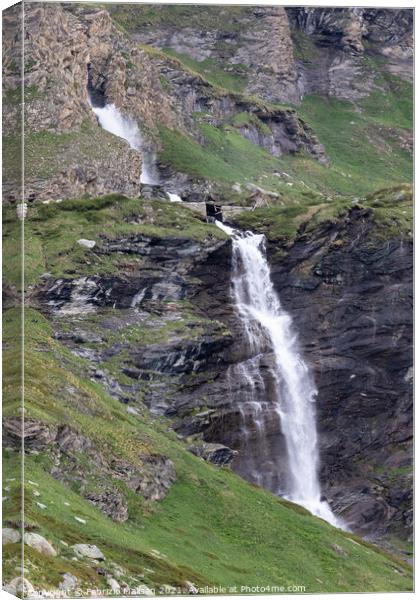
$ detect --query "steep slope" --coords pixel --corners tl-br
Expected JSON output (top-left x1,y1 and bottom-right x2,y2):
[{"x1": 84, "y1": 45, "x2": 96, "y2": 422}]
[
  {"x1": 2, "y1": 196, "x2": 413, "y2": 594},
  {"x1": 107, "y1": 4, "x2": 412, "y2": 197}
]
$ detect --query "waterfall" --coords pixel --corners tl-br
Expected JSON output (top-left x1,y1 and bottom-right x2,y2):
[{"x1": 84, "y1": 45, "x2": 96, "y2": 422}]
[
  {"x1": 90, "y1": 102, "x2": 158, "y2": 185},
  {"x1": 216, "y1": 221, "x2": 344, "y2": 529}
]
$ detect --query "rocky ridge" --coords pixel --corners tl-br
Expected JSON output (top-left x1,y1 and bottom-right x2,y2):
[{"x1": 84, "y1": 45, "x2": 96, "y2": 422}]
[{"x1": 3, "y1": 3, "x2": 329, "y2": 204}]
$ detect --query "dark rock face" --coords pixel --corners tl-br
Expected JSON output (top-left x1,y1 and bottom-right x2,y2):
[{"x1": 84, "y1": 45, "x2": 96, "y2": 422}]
[
  {"x1": 154, "y1": 208, "x2": 412, "y2": 546},
  {"x1": 266, "y1": 209, "x2": 413, "y2": 542},
  {"x1": 35, "y1": 233, "x2": 229, "y2": 315},
  {"x1": 85, "y1": 490, "x2": 128, "y2": 523},
  {"x1": 189, "y1": 442, "x2": 238, "y2": 466},
  {"x1": 288, "y1": 7, "x2": 413, "y2": 100},
  {"x1": 127, "y1": 455, "x2": 176, "y2": 502}
]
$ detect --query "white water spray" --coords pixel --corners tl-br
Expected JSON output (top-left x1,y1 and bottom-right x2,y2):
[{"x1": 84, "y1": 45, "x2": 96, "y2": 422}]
[
  {"x1": 216, "y1": 221, "x2": 344, "y2": 528},
  {"x1": 90, "y1": 103, "x2": 157, "y2": 185}
]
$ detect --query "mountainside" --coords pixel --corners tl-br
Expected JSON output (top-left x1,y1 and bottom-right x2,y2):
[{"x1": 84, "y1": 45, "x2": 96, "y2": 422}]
[{"x1": 2, "y1": 2, "x2": 413, "y2": 596}]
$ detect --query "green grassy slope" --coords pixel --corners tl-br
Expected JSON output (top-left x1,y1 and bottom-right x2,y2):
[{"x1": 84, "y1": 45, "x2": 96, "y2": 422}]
[
  {"x1": 161, "y1": 48, "x2": 247, "y2": 94},
  {"x1": 155, "y1": 53, "x2": 412, "y2": 199},
  {"x1": 234, "y1": 184, "x2": 413, "y2": 243},
  {"x1": 157, "y1": 88, "x2": 412, "y2": 199},
  {"x1": 2, "y1": 195, "x2": 226, "y2": 288},
  {"x1": 102, "y1": 4, "x2": 412, "y2": 200},
  {"x1": 2, "y1": 307, "x2": 413, "y2": 593}
]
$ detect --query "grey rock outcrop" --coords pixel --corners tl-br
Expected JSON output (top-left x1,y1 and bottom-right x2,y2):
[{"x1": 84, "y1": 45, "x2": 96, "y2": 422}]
[
  {"x1": 112, "y1": 455, "x2": 176, "y2": 502},
  {"x1": 59, "y1": 573, "x2": 79, "y2": 593},
  {"x1": 288, "y1": 7, "x2": 413, "y2": 100},
  {"x1": 189, "y1": 442, "x2": 238, "y2": 466},
  {"x1": 131, "y1": 6, "x2": 299, "y2": 104},
  {"x1": 2, "y1": 416, "x2": 176, "y2": 519},
  {"x1": 3, "y1": 3, "x2": 143, "y2": 203},
  {"x1": 3, "y1": 3, "x2": 330, "y2": 205},
  {"x1": 85, "y1": 490, "x2": 128, "y2": 522}
]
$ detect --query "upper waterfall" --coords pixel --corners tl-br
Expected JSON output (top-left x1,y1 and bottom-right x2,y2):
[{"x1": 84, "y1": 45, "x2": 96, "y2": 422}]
[
  {"x1": 216, "y1": 221, "x2": 345, "y2": 529},
  {"x1": 90, "y1": 102, "x2": 157, "y2": 185}
]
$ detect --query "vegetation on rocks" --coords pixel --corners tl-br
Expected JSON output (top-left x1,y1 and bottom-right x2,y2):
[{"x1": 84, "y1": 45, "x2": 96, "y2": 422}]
[
  {"x1": 2, "y1": 195, "x2": 226, "y2": 287},
  {"x1": 158, "y1": 124, "x2": 280, "y2": 186},
  {"x1": 162, "y1": 49, "x2": 248, "y2": 93},
  {"x1": 233, "y1": 185, "x2": 412, "y2": 243}
]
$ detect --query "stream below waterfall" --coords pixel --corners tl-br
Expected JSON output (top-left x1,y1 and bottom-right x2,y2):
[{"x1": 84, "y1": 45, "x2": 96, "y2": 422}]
[{"x1": 216, "y1": 221, "x2": 345, "y2": 529}]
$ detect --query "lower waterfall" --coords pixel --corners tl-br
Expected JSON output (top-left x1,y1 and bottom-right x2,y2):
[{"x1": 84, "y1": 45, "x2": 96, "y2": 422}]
[{"x1": 216, "y1": 221, "x2": 344, "y2": 529}]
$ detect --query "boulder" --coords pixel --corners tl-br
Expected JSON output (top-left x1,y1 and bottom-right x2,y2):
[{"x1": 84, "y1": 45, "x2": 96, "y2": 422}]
[
  {"x1": 24, "y1": 532, "x2": 57, "y2": 557},
  {"x1": 113, "y1": 454, "x2": 176, "y2": 502},
  {"x1": 77, "y1": 239, "x2": 96, "y2": 249},
  {"x1": 132, "y1": 455, "x2": 176, "y2": 501},
  {"x1": 189, "y1": 442, "x2": 238, "y2": 466},
  {"x1": 85, "y1": 489, "x2": 128, "y2": 522},
  {"x1": 4, "y1": 577, "x2": 35, "y2": 597},
  {"x1": 72, "y1": 543, "x2": 105, "y2": 561},
  {"x1": 59, "y1": 573, "x2": 78, "y2": 592},
  {"x1": 2, "y1": 528, "x2": 21, "y2": 545},
  {"x1": 331, "y1": 543, "x2": 348, "y2": 557},
  {"x1": 106, "y1": 577, "x2": 120, "y2": 593}
]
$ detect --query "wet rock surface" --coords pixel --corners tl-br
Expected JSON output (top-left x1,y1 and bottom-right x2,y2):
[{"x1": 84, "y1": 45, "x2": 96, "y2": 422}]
[{"x1": 266, "y1": 209, "x2": 413, "y2": 542}]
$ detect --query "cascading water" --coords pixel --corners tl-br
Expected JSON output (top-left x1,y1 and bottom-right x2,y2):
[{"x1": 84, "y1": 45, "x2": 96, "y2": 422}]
[
  {"x1": 90, "y1": 102, "x2": 158, "y2": 185},
  {"x1": 216, "y1": 221, "x2": 344, "y2": 529},
  {"x1": 88, "y1": 91, "x2": 341, "y2": 528}
]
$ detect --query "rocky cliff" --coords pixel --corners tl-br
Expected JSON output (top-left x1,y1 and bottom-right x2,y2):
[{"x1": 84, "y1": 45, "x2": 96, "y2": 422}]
[
  {"x1": 2, "y1": 2, "x2": 413, "y2": 595},
  {"x1": 3, "y1": 3, "x2": 330, "y2": 204},
  {"x1": 4, "y1": 4, "x2": 412, "y2": 204},
  {"x1": 238, "y1": 189, "x2": 413, "y2": 545}
]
